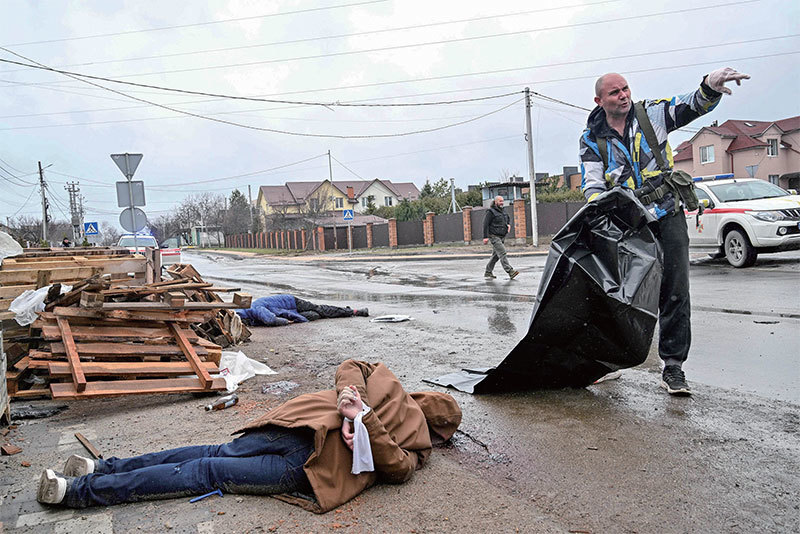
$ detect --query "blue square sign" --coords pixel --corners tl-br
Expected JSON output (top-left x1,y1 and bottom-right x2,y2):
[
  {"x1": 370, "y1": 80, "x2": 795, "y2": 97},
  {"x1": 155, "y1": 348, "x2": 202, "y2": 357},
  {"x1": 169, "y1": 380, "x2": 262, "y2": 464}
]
[
  {"x1": 343, "y1": 209, "x2": 354, "y2": 221},
  {"x1": 84, "y1": 222, "x2": 99, "y2": 235}
]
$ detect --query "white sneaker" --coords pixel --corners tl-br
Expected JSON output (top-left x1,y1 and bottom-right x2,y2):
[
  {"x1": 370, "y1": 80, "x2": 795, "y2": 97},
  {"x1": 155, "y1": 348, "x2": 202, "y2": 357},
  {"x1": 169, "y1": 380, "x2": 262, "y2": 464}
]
[
  {"x1": 592, "y1": 370, "x2": 623, "y2": 384},
  {"x1": 64, "y1": 454, "x2": 94, "y2": 477},
  {"x1": 63, "y1": 454, "x2": 95, "y2": 476},
  {"x1": 37, "y1": 469, "x2": 67, "y2": 504}
]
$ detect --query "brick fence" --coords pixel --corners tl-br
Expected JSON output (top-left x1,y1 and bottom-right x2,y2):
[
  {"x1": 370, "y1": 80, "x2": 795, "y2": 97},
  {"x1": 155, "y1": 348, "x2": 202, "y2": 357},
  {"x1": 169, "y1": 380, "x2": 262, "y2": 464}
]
[{"x1": 226, "y1": 200, "x2": 585, "y2": 251}]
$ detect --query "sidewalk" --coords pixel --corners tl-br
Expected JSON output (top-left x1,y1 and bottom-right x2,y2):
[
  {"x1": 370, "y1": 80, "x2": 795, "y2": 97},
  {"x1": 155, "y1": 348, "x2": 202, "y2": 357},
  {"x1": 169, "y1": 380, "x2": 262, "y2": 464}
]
[{"x1": 186, "y1": 240, "x2": 552, "y2": 262}]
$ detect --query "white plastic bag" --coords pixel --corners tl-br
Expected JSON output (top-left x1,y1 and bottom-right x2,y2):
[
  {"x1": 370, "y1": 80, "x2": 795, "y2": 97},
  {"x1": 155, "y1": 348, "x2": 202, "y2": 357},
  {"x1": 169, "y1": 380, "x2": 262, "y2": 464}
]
[
  {"x1": 213, "y1": 350, "x2": 277, "y2": 392},
  {"x1": 0, "y1": 231, "x2": 23, "y2": 260},
  {"x1": 8, "y1": 284, "x2": 68, "y2": 326}
]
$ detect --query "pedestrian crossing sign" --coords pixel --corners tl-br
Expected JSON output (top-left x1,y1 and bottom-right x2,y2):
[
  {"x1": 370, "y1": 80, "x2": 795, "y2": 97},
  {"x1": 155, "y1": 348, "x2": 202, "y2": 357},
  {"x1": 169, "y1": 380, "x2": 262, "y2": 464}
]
[
  {"x1": 84, "y1": 222, "x2": 99, "y2": 235},
  {"x1": 343, "y1": 209, "x2": 354, "y2": 221}
]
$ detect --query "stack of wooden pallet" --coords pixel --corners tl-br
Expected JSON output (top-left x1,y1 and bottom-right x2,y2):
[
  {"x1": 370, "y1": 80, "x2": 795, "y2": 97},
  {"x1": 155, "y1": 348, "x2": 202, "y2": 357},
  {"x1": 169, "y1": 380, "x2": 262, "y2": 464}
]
[{"x1": 7, "y1": 265, "x2": 252, "y2": 400}]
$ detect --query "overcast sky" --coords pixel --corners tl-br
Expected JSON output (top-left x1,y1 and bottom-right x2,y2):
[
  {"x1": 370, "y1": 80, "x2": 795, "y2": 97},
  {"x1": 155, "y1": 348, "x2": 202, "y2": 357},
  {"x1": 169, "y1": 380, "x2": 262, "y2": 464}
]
[{"x1": 1, "y1": 0, "x2": 797, "y2": 231}]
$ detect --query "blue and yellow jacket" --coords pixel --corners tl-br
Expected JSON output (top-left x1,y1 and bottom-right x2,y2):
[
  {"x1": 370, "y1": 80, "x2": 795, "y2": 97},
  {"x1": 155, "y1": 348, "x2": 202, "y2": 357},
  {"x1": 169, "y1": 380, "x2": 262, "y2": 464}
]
[
  {"x1": 235, "y1": 294, "x2": 306, "y2": 326},
  {"x1": 579, "y1": 79, "x2": 721, "y2": 217}
]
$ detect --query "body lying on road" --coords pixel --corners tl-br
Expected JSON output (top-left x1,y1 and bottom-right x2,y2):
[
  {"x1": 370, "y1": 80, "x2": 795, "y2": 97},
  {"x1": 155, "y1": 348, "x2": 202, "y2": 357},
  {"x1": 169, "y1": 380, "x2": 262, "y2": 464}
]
[
  {"x1": 37, "y1": 359, "x2": 461, "y2": 513},
  {"x1": 236, "y1": 294, "x2": 369, "y2": 326}
]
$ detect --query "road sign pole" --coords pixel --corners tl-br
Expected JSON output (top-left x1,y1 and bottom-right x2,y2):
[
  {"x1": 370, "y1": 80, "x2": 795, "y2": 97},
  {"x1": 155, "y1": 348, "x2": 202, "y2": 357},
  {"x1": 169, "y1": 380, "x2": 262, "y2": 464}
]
[{"x1": 348, "y1": 221, "x2": 352, "y2": 254}]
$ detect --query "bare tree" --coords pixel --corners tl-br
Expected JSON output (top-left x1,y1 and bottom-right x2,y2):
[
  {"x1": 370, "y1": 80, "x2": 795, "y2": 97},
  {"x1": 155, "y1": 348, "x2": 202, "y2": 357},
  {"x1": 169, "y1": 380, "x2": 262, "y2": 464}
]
[{"x1": 99, "y1": 222, "x2": 121, "y2": 246}]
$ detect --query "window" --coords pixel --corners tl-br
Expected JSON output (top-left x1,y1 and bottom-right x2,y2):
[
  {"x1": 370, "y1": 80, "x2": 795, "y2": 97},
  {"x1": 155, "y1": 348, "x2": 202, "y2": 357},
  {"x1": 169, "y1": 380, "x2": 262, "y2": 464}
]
[
  {"x1": 769, "y1": 174, "x2": 780, "y2": 185},
  {"x1": 384, "y1": 196, "x2": 393, "y2": 207},
  {"x1": 361, "y1": 197, "x2": 368, "y2": 208},
  {"x1": 699, "y1": 145, "x2": 715, "y2": 164},
  {"x1": 334, "y1": 197, "x2": 344, "y2": 209},
  {"x1": 767, "y1": 139, "x2": 779, "y2": 157},
  {"x1": 308, "y1": 198, "x2": 319, "y2": 211}
]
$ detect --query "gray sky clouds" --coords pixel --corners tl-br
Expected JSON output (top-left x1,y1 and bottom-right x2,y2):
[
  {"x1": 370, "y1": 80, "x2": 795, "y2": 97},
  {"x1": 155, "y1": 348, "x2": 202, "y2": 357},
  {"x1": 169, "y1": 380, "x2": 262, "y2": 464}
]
[{"x1": 1, "y1": 0, "x2": 797, "y2": 230}]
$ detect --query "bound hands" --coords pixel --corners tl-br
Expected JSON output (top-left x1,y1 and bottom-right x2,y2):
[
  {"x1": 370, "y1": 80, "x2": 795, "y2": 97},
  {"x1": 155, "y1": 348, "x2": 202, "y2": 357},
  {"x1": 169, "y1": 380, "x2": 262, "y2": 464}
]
[
  {"x1": 706, "y1": 67, "x2": 750, "y2": 95},
  {"x1": 338, "y1": 385, "x2": 363, "y2": 450}
]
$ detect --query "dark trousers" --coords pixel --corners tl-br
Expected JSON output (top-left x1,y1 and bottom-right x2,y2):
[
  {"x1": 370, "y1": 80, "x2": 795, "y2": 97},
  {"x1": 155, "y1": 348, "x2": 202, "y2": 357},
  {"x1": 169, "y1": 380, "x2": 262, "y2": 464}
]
[
  {"x1": 64, "y1": 427, "x2": 314, "y2": 508},
  {"x1": 294, "y1": 297, "x2": 354, "y2": 321},
  {"x1": 656, "y1": 211, "x2": 691, "y2": 365}
]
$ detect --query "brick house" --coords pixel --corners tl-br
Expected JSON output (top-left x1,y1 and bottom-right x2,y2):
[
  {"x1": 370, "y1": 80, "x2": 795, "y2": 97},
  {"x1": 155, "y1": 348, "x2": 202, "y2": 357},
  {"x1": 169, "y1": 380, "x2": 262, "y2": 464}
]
[{"x1": 673, "y1": 115, "x2": 800, "y2": 190}]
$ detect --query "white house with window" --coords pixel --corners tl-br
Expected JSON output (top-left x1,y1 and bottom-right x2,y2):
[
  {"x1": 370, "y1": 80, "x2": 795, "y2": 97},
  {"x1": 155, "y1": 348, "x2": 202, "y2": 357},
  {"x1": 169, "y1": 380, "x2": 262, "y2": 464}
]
[
  {"x1": 673, "y1": 115, "x2": 800, "y2": 191},
  {"x1": 351, "y1": 179, "x2": 419, "y2": 212}
]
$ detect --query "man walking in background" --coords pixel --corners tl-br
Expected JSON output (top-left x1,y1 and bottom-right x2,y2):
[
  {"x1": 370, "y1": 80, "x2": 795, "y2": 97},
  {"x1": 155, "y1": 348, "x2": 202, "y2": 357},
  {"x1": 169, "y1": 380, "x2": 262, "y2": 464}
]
[{"x1": 483, "y1": 195, "x2": 519, "y2": 280}]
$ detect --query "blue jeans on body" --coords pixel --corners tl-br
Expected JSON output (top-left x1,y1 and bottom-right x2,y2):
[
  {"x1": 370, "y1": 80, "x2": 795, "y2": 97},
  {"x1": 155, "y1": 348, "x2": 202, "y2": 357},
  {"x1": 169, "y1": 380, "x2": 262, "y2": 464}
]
[{"x1": 64, "y1": 427, "x2": 314, "y2": 508}]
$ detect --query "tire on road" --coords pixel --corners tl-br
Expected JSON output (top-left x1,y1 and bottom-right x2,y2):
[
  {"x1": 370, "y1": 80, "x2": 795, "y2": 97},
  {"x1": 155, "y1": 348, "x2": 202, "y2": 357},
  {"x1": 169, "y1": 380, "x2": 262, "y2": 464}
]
[{"x1": 724, "y1": 228, "x2": 758, "y2": 268}]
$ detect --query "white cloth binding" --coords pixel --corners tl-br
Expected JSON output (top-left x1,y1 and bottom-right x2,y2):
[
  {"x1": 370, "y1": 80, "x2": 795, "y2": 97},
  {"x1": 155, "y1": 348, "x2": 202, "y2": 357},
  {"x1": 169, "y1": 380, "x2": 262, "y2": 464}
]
[{"x1": 347, "y1": 404, "x2": 374, "y2": 474}]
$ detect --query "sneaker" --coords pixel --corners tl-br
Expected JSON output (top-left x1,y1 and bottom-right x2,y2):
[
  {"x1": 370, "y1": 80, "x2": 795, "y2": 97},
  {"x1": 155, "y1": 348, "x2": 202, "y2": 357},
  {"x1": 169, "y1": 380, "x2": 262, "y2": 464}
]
[
  {"x1": 37, "y1": 469, "x2": 67, "y2": 504},
  {"x1": 509, "y1": 270, "x2": 520, "y2": 280},
  {"x1": 353, "y1": 308, "x2": 369, "y2": 317},
  {"x1": 484, "y1": 272, "x2": 496, "y2": 279},
  {"x1": 593, "y1": 370, "x2": 623, "y2": 384},
  {"x1": 64, "y1": 454, "x2": 95, "y2": 477},
  {"x1": 661, "y1": 365, "x2": 691, "y2": 395}
]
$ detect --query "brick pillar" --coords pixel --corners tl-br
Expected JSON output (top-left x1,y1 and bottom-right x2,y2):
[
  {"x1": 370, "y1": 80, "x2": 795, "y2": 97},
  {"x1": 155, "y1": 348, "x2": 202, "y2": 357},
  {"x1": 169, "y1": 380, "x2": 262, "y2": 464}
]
[
  {"x1": 462, "y1": 206, "x2": 473, "y2": 244},
  {"x1": 366, "y1": 223, "x2": 373, "y2": 249},
  {"x1": 423, "y1": 211, "x2": 435, "y2": 246},
  {"x1": 294, "y1": 230, "x2": 300, "y2": 249},
  {"x1": 273, "y1": 231, "x2": 278, "y2": 248},
  {"x1": 317, "y1": 226, "x2": 326, "y2": 251},
  {"x1": 301, "y1": 229, "x2": 307, "y2": 250},
  {"x1": 388, "y1": 218, "x2": 398, "y2": 248},
  {"x1": 513, "y1": 199, "x2": 527, "y2": 244}
]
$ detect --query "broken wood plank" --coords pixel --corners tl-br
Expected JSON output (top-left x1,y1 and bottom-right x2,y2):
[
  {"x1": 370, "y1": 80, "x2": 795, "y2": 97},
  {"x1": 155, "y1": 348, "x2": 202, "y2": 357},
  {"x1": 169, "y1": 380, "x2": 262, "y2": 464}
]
[
  {"x1": 50, "y1": 307, "x2": 214, "y2": 324},
  {"x1": 168, "y1": 323, "x2": 213, "y2": 389},
  {"x1": 1, "y1": 444, "x2": 23, "y2": 455},
  {"x1": 48, "y1": 361, "x2": 219, "y2": 377},
  {"x1": 80, "y1": 292, "x2": 104, "y2": 308},
  {"x1": 48, "y1": 342, "x2": 209, "y2": 357},
  {"x1": 41, "y1": 324, "x2": 199, "y2": 342},
  {"x1": 100, "y1": 301, "x2": 244, "y2": 311},
  {"x1": 164, "y1": 292, "x2": 186, "y2": 306},
  {"x1": 50, "y1": 377, "x2": 227, "y2": 399},
  {"x1": 232, "y1": 293, "x2": 252, "y2": 307},
  {"x1": 74, "y1": 432, "x2": 103, "y2": 459},
  {"x1": 56, "y1": 316, "x2": 87, "y2": 393}
]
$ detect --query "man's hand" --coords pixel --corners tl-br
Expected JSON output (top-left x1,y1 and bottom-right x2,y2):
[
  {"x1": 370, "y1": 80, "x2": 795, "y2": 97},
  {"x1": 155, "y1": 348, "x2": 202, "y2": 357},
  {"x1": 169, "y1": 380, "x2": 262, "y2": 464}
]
[
  {"x1": 340, "y1": 419, "x2": 354, "y2": 450},
  {"x1": 483, "y1": 238, "x2": 489, "y2": 244},
  {"x1": 337, "y1": 385, "x2": 363, "y2": 421},
  {"x1": 706, "y1": 67, "x2": 750, "y2": 95}
]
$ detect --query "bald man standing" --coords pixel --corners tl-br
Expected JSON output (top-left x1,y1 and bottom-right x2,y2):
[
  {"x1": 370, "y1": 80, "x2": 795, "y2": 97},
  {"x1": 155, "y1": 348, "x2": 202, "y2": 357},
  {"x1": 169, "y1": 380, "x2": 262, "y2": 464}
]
[{"x1": 579, "y1": 68, "x2": 749, "y2": 395}]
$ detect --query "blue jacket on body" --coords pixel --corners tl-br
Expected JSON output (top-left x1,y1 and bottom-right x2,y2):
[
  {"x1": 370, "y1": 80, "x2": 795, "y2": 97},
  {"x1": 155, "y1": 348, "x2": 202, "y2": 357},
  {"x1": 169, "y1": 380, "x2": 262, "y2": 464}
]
[{"x1": 235, "y1": 294, "x2": 307, "y2": 326}]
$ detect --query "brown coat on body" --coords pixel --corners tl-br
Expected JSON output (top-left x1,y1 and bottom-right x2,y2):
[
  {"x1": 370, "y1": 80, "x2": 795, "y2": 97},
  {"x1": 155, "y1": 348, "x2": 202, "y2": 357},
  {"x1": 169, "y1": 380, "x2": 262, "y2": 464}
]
[{"x1": 236, "y1": 359, "x2": 462, "y2": 513}]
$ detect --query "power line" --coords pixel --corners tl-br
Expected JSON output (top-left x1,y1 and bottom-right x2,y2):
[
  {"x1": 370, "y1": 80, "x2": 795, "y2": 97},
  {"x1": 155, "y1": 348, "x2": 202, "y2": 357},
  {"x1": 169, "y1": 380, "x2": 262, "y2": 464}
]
[
  {"x1": 0, "y1": 0, "x2": 762, "y2": 86},
  {"x1": 1, "y1": 0, "x2": 390, "y2": 47},
  {"x1": 331, "y1": 155, "x2": 368, "y2": 181},
  {"x1": 0, "y1": 1, "x2": 622, "y2": 74},
  {"x1": 0, "y1": 47, "x2": 528, "y2": 139},
  {"x1": 8, "y1": 187, "x2": 38, "y2": 217},
  {"x1": 1, "y1": 33, "x2": 794, "y2": 123}
]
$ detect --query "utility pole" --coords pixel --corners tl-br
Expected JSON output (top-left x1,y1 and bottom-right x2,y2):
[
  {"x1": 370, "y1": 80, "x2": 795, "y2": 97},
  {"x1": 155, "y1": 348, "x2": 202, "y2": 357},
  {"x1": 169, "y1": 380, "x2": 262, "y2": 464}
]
[
  {"x1": 449, "y1": 178, "x2": 460, "y2": 213},
  {"x1": 65, "y1": 181, "x2": 82, "y2": 243},
  {"x1": 524, "y1": 88, "x2": 539, "y2": 247},
  {"x1": 247, "y1": 184, "x2": 254, "y2": 232},
  {"x1": 38, "y1": 161, "x2": 49, "y2": 244},
  {"x1": 328, "y1": 150, "x2": 337, "y2": 249}
]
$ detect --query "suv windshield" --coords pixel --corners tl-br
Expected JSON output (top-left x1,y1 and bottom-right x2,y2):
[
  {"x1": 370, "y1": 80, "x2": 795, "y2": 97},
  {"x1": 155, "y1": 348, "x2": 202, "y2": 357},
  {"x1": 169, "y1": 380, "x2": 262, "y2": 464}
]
[
  {"x1": 118, "y1": 236, "x2": 157, "y2": 247},
  {"x1": 707, "y1": 181, "x2": 789, "y2": 202}
]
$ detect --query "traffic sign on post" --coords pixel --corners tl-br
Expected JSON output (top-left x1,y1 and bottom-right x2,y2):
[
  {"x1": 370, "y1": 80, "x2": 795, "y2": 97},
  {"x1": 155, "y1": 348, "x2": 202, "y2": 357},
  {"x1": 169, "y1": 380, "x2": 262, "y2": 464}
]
[
  {"x1": 116, "y1": 181, "x2": 145, "y2": 207},
  {"x1": 343, "y1": 209, "x2": 354, "y2": 221},
  {"x1": 111, "y1": 153, "x2": 143, "y2": 179},
  {"x1": 119, "y1": 207, "x2": 147, "y2": 233},
  {"x1": 83, "y1": 222, "x2": 99, "y2": 236}
]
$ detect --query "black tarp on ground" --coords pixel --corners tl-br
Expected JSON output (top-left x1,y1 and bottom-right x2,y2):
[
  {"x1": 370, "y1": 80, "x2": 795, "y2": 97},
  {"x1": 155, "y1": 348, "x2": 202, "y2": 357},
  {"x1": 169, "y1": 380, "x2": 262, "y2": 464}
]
[{"x1": 428, "y1": 188, "x2": 663, "y2": 393}]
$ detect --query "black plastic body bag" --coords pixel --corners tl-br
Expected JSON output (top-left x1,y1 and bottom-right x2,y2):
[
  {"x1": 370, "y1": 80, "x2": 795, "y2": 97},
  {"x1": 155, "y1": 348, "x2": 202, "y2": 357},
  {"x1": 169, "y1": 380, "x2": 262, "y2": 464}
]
[{"x1": 428, "y1": 188, "x2": 663, "y2": 393}]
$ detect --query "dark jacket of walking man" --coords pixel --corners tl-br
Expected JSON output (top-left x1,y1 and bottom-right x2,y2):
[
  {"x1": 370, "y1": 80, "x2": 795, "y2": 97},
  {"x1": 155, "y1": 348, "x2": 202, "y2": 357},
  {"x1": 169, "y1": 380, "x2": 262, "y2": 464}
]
[
  {"x1": 578, "y1": 67, "x2": 749, "y2": 395},
  {"x1": 483, "y1": 196, "x2": 519, "y2": 280}
]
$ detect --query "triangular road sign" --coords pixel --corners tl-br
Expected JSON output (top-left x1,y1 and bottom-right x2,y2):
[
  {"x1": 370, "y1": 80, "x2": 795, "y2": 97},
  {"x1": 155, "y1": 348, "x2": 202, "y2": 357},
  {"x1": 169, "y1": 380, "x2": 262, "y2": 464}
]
[{"x1": 110, "y1": 153, "x2": 143, "y2": 178}]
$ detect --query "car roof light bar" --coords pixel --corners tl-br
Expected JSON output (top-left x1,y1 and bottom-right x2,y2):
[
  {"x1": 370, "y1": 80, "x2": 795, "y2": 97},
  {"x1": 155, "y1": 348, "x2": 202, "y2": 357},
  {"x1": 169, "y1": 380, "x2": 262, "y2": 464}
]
[{"x1": 692, "y1": 173, "x2": 734, "y2": 182}]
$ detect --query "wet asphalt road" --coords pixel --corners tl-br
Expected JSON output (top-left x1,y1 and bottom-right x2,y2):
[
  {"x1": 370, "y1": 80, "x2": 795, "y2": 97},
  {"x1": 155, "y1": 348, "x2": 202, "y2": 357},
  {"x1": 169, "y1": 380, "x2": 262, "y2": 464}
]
[{"x1": 185, "y1": 248, "x2": 800, "y2": 404}]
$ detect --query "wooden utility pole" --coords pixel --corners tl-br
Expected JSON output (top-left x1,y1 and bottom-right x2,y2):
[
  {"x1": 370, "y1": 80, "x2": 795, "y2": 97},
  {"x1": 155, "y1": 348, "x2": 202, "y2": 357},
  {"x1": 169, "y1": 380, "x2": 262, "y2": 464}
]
[{"x1": 328, "y1": 150, "x2": 337, "y2": 249}]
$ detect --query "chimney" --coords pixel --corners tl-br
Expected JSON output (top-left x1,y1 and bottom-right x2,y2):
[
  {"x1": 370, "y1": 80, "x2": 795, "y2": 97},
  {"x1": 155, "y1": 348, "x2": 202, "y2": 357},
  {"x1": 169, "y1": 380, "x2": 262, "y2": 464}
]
[{"x1": 346, "y1": 186, "x2": 354, "y2": 200}]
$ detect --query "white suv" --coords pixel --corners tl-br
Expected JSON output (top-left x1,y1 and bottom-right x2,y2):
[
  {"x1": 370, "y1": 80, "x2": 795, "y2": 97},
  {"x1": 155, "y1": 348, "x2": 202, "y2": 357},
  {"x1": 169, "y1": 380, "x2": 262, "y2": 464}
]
[
  {"x1": 117, "y1": 234, "x2": 181, "y2": 267},
  {"x1": 685, "y1": 177, "x2": 800, "y2": 267}
]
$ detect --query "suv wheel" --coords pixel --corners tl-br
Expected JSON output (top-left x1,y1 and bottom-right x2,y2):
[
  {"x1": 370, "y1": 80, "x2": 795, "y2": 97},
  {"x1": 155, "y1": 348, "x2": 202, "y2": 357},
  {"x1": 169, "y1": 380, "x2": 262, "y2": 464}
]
[{"x1": 724, "y1": 229, "x2": 757, "y2": 268}]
